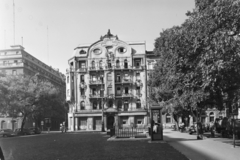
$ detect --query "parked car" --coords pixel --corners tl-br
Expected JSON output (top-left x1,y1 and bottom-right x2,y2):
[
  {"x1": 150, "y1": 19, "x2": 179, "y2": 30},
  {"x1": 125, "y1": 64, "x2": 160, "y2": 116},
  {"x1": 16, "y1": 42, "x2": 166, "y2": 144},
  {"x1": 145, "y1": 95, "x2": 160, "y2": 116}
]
[
  {"x1": 0, "y1": 129, "x2": 16, "y2": 137},
  {"x1": 15, "y1": 128, "x2": 34, "y2": 135},
  {"x1": 28, "y1": 127, "x2": 41, "y2": 134}
]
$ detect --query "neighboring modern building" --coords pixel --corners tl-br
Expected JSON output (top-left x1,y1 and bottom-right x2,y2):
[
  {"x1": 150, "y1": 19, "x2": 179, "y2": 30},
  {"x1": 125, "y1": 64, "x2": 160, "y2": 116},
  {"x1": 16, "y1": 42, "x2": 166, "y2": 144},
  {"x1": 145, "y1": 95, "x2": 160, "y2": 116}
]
[{"x1": 0, "y1": 45, "x2": 65, "y2": 130}]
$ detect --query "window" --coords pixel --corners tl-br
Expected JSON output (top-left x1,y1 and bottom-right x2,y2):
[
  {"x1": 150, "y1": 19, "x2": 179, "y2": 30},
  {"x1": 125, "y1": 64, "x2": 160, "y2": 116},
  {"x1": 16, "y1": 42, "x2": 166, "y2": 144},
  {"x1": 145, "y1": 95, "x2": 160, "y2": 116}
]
[
  {"x1": 124, "y1": 74, "x2": 129, "y2": 81},
  {"x1": 209, "y1": 112, "x2": 214, "y2": 122},
  {"x1": 79, "y1": 50, "x2": 86, "y2": 54},
  {"x1": 136, "y1": 87, "x2": 140, "y2": 95},
  {"x1": 166, "y1": 113, "x2": 171, "y2": 123},
  {"x1": 108, "y1": 60, "x2": 112, "y2": 68},
  {"x1": 12, "y1": 70, "x2": 17, "y2": 75},
  {"x1": 71, "y1": 76, "x2": 74, "y2": 83},
  {"x1": 118, "y1": 47, "x2": 126, "y2": 53},
  {"x1": 134, "y1": 59, "x2": 141, "y2": 68},
  {"x1": 14, "y1": 60, "x2": 18, "y2": 63},
  {"x1": 100, "y1": 75, "x2": 104, "y2": 83},
  {"x1": 80, "y1": 75, "x2": 84, "y2": 83},
  {"x1": 108, "y1": 87, "x2": 112, "y2": 95},
  {"x1": 136, "y1": 99, "x2": 141, "y2": 108},
  {"x1": 108, "y1": 100, "x2": 113, "y2": 108},
  {"x1": 122, "y1": 117, "x2": 128, "y2": 125},
  {"x1": 67, "y1": 89, "x2": 70, "y2": 96},
  {"x1": 81, "y1": 101, "x2": 85, "y2": 110},
  {"x1": 117, "y1": 100, "x2": 122, "y2": 109},
  {"x1": 99, "y1": 60, "x2": 103, "y2": 69},
  {"x1": 116, "y1": 73, "x2": 121, "y2": 82},
  {"x1": 116, "y1": 60, "x2": 120, "y2": 68},
  {"x1": 124, "y1": 59, "x2": 128, "y2": 68},
  {"x1": 92, "y1": 75, "x2": 97, "y2": 82},
  {"x1": 117, "y1": 87, "x2": 121, "y2": 95},
  {"x1": 107, "y1": 73, "x2": 112, "y2": 81},
  {"x1": 124, "y1": 100, "x2": 128, "y2": 111},
  {"x1": 125, "y1": 87, "x2": 129, "y2": 94},
  {"x1": 80, "y1": 88, "x2": 84, "y2": 96},
  {"x1": 93, "y1": 101, "x2": 97, "y2": 110},
  {"x1": 92, "y1": 61, "x2": 95, "y2": 68},
  {"x1": 79, "y1": 61, "x2": 86, "y2": 69},
  {"x1": 93, "y1": 48, "x2": 101, "y2": 54},
  {"x1": 136, "y1": 73, "x2": 140, "y2": 80},
  {"x1": 92, "y1": 88, "x2": 97, "y2": 95}
]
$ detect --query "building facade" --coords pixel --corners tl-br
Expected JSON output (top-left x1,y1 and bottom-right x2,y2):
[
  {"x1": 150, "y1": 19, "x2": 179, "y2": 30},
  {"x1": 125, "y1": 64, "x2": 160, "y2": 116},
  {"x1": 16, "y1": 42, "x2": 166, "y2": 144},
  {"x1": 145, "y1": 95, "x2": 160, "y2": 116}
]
[
  {"x1": 66, "y1": 30, "x2": 158, "y2": 131},
  {"x1": 0, "y1": 45, "x2": 65, "y2": 130}
]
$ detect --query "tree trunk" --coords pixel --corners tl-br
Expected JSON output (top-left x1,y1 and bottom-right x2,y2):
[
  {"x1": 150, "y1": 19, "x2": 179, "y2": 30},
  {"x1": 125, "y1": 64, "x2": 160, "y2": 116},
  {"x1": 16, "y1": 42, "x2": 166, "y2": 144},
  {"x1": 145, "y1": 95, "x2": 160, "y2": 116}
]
[{"x1": 20, "y1": 114, "x2": 27, "y2": 132}]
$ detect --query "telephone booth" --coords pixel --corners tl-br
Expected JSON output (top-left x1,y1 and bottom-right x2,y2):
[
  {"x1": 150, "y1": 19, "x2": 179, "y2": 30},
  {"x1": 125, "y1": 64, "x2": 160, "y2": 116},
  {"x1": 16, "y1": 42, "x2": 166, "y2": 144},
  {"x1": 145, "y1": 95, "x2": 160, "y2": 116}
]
[{"x1": 150, "y1": 104, "x2": 163, "y2": 141}]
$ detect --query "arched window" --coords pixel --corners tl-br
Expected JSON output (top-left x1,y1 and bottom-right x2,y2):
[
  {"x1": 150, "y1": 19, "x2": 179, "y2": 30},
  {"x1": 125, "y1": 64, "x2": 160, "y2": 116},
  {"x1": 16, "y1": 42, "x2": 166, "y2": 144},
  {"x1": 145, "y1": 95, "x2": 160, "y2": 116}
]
[
  {"x1": 108, "y1": 100, "x2": 113, "y2": 108},
  {"x1": 93, "y1": 101, "x2": 97, "y2": 110},
  {"x1": 209, "y1": 112, "x2": 214, "y2": 122},
  {"x1": 92, "y1": 61, "x2": 95, "y2": 68},
  {"x1": 124, "y1": 100, "x2": 128, "y2": 111},
  {"x1": 124, "y1": 59, "x2": 128, "y2": 69},
  {"x1": 136, "y1": 99, "x2": 141, "y2": 109},
  {"x1": 116, "y1": 60, "x2": 120, "y2": 68},
  {"x1": 117, "y1": 100, "x2": 122, "y2": 110},
  {"x1": 99, "y1": 60, "x2": 103, "y2": 69},
  {"x1": 166, "y1": 113, "x2": 171, "y2": 123},
  {"x1": 80, "y1": 101, "x2": 85, "y2": 110}
]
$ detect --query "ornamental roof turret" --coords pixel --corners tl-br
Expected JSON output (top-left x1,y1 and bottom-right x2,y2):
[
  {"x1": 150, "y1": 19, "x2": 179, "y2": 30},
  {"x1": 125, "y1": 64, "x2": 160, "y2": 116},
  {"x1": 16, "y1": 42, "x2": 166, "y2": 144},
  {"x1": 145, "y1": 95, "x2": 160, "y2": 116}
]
[{"x1": 100, "y1": 29, "x2": 118, "y2": 40}]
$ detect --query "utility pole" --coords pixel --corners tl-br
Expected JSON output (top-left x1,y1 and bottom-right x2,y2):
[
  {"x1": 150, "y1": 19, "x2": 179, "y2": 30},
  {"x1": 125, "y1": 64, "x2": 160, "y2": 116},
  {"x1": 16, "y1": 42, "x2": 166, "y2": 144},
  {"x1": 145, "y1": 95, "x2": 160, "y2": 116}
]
[{"x1": 13, "y1": 0, "x2": 15, "y2": 45}]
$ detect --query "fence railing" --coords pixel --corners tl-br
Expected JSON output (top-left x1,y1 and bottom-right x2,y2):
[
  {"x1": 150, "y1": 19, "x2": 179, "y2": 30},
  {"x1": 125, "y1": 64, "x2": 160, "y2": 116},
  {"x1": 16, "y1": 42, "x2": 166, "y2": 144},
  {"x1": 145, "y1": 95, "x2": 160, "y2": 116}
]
[{"x1": 114, "y1": 128, "x2": 147, "y2": 138}]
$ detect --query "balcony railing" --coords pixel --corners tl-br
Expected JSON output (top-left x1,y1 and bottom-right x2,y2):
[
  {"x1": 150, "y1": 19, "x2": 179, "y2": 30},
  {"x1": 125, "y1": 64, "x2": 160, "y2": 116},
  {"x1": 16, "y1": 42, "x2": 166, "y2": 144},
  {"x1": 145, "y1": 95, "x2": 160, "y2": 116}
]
[
  {"x1": 89, "y1": 94, "x2": 105, "y2": 98},
  {"x1": 89, "y1": 80, "x2": 104, "y2": 85},
  {"x1": 0, "y1": 63, "x2": 24, "y2": 68},
  {"x1": 115, "y1": 93, "x2": 133, "y2": 98},
  {"x1": 77, "y1": 68, "x2": 87, "y2": 72}
]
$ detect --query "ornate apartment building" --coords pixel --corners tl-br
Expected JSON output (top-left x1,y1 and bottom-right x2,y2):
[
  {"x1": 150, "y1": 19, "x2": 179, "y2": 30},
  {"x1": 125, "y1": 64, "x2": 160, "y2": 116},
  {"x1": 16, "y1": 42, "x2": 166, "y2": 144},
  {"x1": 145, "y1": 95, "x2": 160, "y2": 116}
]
[
  {"x1": 0, "y1": 45, "x2": 65, "y2": 130},
  {"x1": 66, "y1": 30, "x2": 162, "y2": 131}
]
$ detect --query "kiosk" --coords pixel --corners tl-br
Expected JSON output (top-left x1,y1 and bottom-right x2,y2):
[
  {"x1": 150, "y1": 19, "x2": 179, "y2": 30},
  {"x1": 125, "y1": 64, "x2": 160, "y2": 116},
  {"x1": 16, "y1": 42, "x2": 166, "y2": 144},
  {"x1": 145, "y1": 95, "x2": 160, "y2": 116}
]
[{"x1": 150, "y1": 104, "x2": 163, "y2": 141}]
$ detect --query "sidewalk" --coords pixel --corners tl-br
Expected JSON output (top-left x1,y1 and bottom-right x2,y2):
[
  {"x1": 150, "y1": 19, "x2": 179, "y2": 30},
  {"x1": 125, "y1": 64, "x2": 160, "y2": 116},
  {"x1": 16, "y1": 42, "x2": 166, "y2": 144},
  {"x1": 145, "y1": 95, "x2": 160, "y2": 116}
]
[{"x1": 163, "y1": 128, "x2": 240, "y2": 160}]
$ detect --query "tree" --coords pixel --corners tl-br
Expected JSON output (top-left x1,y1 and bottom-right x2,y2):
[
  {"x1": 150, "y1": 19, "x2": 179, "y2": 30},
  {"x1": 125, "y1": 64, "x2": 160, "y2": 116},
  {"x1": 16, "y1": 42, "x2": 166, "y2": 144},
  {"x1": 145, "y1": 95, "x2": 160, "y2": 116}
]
[
  {"x1": 149, "y1": 0, "x2": 240, "y2": 136},
  {"x1": 0, "y1": 73, "x2": 65, "y2": 131}
]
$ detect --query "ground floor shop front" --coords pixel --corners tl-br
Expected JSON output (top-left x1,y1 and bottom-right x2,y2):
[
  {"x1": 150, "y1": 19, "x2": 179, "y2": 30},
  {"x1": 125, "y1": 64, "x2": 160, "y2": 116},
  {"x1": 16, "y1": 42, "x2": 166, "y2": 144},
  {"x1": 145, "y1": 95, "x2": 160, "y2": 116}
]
[{"x1": 68, "y1": 109, "x2": 149, "y2": 131}]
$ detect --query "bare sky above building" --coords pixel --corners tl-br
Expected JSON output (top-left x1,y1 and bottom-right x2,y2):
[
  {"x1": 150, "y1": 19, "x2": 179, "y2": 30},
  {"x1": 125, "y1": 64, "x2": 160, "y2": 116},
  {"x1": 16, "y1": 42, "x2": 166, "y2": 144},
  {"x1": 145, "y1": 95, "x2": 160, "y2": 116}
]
[{"x1": 0, "y1": 0, "x2": 195, "y2": 73}]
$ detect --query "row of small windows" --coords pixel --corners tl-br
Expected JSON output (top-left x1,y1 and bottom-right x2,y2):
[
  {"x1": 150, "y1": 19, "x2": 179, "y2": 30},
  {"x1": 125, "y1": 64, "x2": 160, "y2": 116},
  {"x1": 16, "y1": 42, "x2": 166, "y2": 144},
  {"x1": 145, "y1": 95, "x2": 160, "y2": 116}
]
[{"x1": 80, "y1": 99, "x2": 141, "y2": 110}]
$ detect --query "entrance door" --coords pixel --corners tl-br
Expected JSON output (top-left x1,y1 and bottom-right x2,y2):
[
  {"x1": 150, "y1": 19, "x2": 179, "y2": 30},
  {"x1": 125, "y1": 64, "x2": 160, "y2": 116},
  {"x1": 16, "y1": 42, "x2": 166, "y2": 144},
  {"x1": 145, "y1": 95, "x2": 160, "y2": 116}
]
[{"x1": 107, "y1": 116, "x2": 114, "y2": 129}]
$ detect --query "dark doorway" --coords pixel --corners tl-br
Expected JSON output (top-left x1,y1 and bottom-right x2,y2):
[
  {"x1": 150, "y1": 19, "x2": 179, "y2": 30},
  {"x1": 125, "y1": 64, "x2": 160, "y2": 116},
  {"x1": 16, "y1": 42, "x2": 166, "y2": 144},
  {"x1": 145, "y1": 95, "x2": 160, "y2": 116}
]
[{"x1": 107, "y1": 116, "x2": 114, "y2": 129}]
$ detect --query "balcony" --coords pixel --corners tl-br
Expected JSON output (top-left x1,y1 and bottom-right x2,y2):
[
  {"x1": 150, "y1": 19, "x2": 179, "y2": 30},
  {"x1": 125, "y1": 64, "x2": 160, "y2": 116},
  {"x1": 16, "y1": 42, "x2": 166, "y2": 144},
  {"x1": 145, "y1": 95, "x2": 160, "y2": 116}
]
[
  {"x1": 115, "y1": 93, "x2": 133, "y2": 98},
  {"x1": 89, "y1": 80, "x2": 104, "y2": 85},
  {"x1": 135, "y1": 93, "x2": 142, "y2": 98},
  {"x1": 135, "y1": 80, "x2": 143, "y2": 87},
  {"x1": 106, "y1": 94, "x2": 115, "y2": 99},
  {"x1": 89, "y1": 94, "x2": 105, "y2": 99},
  {"x1": 0, "y1": 62, "x2": 24, "y2": 68},
  {"x1": 80, "y1": 95, "x2": 86, "y2": 99},
  {"x1": 77, "y1": 68, "x2": 87, "y2": 73}
]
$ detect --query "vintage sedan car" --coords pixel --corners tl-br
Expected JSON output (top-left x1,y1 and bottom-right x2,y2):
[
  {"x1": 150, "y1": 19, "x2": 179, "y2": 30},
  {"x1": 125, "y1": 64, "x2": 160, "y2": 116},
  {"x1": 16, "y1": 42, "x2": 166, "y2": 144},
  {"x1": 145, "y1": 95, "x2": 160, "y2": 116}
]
[
  {"x1": 0, "y1": 129, "x2": 16, "y2": 137},
  {"x1": 15, "y1": 128, "x2": 34, "y2": 135},
  {"x1": 28, "y1": 127, "x2": 41, "y2": 134}
]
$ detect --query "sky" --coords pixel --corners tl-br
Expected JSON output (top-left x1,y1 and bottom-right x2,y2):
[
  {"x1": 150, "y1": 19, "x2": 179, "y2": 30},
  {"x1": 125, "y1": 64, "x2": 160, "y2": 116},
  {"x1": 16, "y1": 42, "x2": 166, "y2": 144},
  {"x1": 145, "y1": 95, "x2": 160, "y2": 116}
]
[{"x1": 0, "y1": 0, "x2": 195, "y2": 73}]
